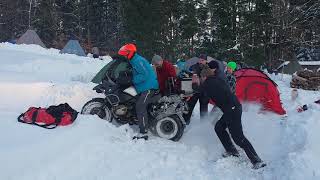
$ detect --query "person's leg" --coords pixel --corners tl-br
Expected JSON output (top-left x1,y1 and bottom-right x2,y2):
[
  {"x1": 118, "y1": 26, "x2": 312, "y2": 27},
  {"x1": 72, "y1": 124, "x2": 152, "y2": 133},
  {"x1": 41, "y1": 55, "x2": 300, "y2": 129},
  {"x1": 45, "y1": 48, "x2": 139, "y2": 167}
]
[
  {"x1": 135, "y1": 90, "x2": 152, "y2": 134},
  {"x1": 199, "y1": 94, "x2": 209, "y2": 119},
  {"x1": 183, "y1": 93, "x2": 200, "y2": 124},
  {"x1": 215, "y1": 114, "x2": 239, "y2": 155},
  {"x1": 228, "y1": 106, "x2": 263, "y2": 164}
]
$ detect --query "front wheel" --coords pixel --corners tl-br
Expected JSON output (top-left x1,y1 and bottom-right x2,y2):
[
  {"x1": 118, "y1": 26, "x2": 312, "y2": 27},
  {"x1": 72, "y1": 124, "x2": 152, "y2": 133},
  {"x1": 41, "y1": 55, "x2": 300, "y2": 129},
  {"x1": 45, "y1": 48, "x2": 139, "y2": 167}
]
[
  {"x1": 81, "y1": 98, "x2": 113, "y2": 122},
  {"x1": 153, "y1": 116, "x2": 185, "y2": 141}
]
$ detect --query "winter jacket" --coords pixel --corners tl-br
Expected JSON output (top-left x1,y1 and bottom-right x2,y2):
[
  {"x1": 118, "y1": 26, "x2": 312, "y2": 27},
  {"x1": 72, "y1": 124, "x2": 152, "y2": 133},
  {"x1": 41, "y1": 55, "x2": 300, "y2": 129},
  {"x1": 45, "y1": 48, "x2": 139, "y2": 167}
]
[
  {"x1": 130, "y1": 53, "x2": 159, "y2": 93},
  {"x1": 193, "y1": 75, "x2": 241, "y2": 113},
  {"x1": 155, "y1": 60, "x2": 177, "y2": 94},
  {"x1": 176, "y1": 59, "x2": 191, "y2": 78},
  {"x1": 226, "y1": 71, "x2": 236, "y2": 94}
]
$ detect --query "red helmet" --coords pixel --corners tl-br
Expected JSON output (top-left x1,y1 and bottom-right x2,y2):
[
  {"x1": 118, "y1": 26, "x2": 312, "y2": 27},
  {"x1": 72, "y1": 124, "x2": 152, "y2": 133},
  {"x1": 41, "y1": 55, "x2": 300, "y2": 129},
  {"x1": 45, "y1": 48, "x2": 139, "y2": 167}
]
[{"x1": 118, "y1": 43, "x2": 137, "y2": 60}]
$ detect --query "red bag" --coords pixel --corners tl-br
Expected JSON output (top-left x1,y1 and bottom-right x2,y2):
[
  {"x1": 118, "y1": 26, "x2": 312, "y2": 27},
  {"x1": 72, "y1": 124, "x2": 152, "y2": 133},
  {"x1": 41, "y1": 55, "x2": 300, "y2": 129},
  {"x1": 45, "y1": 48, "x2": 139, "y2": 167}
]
[{"x1": 18, "y1": 103, "x2": 78, "y2": 129}]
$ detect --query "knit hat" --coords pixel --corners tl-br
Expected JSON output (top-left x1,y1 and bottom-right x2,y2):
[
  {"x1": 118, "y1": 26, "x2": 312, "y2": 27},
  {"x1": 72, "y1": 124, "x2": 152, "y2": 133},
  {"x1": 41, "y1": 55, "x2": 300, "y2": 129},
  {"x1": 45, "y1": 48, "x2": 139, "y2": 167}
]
[
  {"x1": 152, "y1": 54, "x2": 163, "y2": 64},
  {"x1": 208, "y1": 60, "x2": 219, "y2": 70},
  {"x1": 227, "y1": 61, "x2": 237, "y2": 71}
]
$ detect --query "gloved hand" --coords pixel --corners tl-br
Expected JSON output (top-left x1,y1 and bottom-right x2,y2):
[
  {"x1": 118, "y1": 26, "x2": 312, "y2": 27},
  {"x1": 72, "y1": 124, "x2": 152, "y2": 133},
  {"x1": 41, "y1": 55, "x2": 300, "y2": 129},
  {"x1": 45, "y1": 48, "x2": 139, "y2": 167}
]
[{"x1": 297, "y1": 104, "x2": 308, "y2": 112}]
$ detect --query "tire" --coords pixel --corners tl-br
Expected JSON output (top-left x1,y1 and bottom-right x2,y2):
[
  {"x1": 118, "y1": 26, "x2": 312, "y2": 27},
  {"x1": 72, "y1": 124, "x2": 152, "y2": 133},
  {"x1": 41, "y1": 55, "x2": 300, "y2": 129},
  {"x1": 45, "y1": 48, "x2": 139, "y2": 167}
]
[
  {"x1": 153, "y1": 115, "x2": 185, "y2": 141},
  {"x1": 81, "y1": 98, "x2": 113, "y2": 122}
]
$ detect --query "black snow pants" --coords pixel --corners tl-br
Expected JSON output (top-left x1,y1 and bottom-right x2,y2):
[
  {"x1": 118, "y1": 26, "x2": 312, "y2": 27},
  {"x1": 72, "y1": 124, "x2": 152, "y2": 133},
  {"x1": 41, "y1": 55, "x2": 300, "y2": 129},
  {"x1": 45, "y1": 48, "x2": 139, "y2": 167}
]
[
  {"x1": 183, "y1": 92, "x2": 209, "y2": 124},
  {"x1": 214, "y1": 105, "x2": 262, "y2": 164},
  {"x1": 136, "y1": 90, "x2": 155, "y2": 134}
]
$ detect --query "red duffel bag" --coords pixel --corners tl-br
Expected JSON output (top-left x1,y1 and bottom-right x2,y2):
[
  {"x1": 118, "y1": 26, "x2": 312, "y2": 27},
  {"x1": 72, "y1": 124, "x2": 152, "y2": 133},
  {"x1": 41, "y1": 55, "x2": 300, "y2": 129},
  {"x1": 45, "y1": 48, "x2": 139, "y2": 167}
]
[{"x1": 18, "y1": 103, "x2": 78, "y2": 129}]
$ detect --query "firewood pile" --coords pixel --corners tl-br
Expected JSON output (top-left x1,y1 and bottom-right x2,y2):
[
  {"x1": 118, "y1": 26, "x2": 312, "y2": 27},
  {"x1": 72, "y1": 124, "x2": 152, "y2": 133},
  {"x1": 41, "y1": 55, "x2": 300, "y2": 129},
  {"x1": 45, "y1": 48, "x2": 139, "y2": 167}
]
[{"x1": 290, "y1": 70, "x2": 320, "y2": 91}]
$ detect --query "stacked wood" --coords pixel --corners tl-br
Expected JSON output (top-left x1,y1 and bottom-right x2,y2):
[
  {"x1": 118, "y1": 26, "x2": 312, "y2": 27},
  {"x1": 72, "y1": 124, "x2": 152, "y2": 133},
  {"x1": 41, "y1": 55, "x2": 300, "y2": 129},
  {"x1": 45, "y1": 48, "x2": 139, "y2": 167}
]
[{"x1": 291, "y1": 70, "x2": 320, "y2": 91}]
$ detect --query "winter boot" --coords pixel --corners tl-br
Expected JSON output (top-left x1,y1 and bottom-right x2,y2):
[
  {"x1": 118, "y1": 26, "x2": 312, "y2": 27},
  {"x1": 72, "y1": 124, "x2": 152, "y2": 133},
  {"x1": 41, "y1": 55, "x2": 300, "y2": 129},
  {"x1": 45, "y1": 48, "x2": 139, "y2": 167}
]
[
  {"x1": 132, "y1": 133, "x2": 149, "y2": 140},
  {"x1": 252, "y1": 161, "x2": 267, "y2": 169},
  {"x1": 222, "y1": 150, "x2": 240, "y2": 158}
]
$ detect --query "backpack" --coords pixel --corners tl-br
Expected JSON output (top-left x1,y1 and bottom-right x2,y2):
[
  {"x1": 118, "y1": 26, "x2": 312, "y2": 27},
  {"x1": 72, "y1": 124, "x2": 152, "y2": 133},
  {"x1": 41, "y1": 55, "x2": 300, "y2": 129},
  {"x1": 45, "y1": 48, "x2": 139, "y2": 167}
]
[{"x1": 18, "y1": 103, "x2": 78, "y2": 129}]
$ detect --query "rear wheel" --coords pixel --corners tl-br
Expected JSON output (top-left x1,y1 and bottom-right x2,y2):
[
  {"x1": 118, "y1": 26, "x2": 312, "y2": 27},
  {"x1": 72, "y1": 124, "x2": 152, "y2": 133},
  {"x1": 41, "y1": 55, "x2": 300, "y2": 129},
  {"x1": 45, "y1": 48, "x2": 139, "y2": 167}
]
[
  {"x1": 81, "y1": 98, "x2": 113, "y2": 122},
  {"x1": 153, "y1": 116, "x2": 185, "y2": 141}
]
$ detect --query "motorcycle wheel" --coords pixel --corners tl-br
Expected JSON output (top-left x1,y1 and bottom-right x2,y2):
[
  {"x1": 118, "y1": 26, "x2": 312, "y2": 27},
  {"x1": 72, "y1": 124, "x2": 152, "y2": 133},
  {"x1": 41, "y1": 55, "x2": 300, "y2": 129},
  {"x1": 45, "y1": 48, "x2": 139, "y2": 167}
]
[
  {"x1": 154, "y1": 115, "x2": 185, "y2": 141},
  {"x1": 81, "y1": 98, "x2": 113, "y2": 122}
]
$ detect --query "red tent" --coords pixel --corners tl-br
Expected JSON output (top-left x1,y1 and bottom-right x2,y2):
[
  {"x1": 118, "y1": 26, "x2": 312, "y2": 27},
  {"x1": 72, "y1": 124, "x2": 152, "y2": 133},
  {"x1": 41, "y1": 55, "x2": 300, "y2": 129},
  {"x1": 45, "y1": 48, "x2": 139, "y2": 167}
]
[{"x1": 234, "y1": 68, "x2": 286, "y2": 115}]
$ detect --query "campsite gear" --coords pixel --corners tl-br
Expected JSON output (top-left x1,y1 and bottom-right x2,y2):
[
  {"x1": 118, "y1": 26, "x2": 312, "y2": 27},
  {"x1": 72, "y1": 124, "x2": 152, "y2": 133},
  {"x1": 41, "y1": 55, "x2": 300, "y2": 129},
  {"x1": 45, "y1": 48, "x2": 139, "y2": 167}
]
[
  {"x1": 180, "y1": 77, "x2": 193, "y2": 95},
  {"x1": 18, "y1": 103, "x2": 78, "y2": 129},
  {"x1": 234, "y1": 68, "x2": 286, "y2": 115},
  {"x1": 118, "y1": 43, "x2": 137, "y2": 60},
  {"x1": 81, "y1": 56, "x2": 189, "y2": 141},
  {"x1": 60, "y1": 40, "x2": 86, "y2": 56},
  {"x1": 291, "y1": 70, "x2": 320, "y2": 91},
  {"x1": 227, "y1": 61, "x2": 237, "y2": 71},
  {"x1": 16, "y1": 29, "x2": 46, "y2": 48},
  {"x1": 185, "y1": 57, "x2": 200, "y2": 70}
]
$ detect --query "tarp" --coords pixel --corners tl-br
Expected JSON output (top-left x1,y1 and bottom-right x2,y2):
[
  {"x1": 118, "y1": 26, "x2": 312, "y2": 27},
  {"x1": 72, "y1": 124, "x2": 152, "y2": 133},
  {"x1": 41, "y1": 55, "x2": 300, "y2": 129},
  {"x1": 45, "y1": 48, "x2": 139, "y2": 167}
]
[
  {"x1": 234, "y1": 68, "x2": 286, "y2": 115},
  {"x1": 185, "y1": 57, "x2": 200, "y2": 70},
  {"x1": 16, "y1": 30, "x2": 46, "y2": 48},
  {"x1": 60, "y1": 40, "x2": 86, "y2": 56}
]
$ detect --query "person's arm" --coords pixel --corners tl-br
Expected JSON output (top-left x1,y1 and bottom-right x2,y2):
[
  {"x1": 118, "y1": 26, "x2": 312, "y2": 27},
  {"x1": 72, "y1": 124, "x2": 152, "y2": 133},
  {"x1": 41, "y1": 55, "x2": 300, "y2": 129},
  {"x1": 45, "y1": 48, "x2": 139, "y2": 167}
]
[
  {"x1": 192, "y1": 75, "x2": 205, "y2": 94},
  {"x1": 133, "y1": 61, "x2": 149, "y2": 84},
  {"x1": 228, "y1": 74, "x2": 236, "y2": 93}
]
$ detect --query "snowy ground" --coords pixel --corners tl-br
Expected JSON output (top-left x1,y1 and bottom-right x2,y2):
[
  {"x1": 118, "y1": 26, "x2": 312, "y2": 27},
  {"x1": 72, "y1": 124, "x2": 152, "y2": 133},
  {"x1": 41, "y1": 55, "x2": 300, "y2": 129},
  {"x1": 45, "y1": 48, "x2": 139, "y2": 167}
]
[{"x1": 0, "y1": 43, "x2": 319, "y2": 180}]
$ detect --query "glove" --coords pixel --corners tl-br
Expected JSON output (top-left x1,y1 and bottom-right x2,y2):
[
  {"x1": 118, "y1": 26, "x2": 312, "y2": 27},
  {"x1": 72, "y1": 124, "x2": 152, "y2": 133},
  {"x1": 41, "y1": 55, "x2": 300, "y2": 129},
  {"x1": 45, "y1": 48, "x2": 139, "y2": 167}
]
[{"x1": 297, "y1": 104, "x2": 308, "y2": 112}]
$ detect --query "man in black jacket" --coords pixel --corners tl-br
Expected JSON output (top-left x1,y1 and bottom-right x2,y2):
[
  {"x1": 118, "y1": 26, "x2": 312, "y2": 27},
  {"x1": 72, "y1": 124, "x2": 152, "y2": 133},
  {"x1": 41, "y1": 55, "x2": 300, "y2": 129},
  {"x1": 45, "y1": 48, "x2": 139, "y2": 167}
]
[
  {"x1": 183, "y1": 54, "x2": 209, "y2": 124},
  {"x1": 194, "y1": 63, "x2": 266, "y2": 169}
]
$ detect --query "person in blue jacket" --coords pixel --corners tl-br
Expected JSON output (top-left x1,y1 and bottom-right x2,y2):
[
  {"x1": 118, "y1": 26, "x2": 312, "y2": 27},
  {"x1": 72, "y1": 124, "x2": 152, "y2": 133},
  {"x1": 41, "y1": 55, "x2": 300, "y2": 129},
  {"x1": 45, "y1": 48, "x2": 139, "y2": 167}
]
[{"x1": 118, "y1": 43, "x2": 159, "y2": 140}]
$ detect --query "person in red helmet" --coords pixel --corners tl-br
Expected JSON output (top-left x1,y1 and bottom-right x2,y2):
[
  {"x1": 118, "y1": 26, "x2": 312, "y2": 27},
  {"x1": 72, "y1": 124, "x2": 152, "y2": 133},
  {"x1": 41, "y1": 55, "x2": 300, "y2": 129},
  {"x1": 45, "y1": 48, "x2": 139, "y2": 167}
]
[{"x1": 118, "y1": 43, "x2": 159, "y2": 140}]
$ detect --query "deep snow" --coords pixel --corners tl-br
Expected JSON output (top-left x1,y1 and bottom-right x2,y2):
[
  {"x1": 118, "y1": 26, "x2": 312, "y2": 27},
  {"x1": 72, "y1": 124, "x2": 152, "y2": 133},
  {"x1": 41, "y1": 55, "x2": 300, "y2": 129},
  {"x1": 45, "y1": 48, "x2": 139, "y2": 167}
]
[{"x1": 0, "y1": 43, "x2": 319, "y2": 180}]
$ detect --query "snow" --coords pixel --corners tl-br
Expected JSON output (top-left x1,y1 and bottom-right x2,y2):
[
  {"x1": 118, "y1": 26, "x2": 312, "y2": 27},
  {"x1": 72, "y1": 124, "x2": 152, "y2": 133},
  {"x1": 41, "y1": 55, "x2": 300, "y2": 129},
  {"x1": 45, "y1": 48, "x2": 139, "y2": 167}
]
[
  {"x1": 1, "y1": 43, "x2": 320, "y2": 180},
  {"x1": 298, "y1": 61, "x2": 320, "y2": 66}
]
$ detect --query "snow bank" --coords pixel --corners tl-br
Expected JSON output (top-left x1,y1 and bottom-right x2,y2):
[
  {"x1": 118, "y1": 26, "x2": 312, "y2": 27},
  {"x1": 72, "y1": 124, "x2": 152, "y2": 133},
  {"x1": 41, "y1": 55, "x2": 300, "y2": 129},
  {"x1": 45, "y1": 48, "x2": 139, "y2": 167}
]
[{"x1": 0, "y1": 43, "x2": 320, "y2": 180}]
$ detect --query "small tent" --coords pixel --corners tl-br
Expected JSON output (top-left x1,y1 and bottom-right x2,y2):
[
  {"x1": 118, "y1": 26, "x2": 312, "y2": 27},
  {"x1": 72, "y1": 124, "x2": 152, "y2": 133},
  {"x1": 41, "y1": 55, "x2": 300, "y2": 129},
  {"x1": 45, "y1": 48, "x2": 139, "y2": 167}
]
[
  {"x1": 277, "y1": 60, "x2": 302, "y2": 74},
  {"x1": 234, "y1": 68, "x2": 286, "y2": 115},
  {"x1": 60, "y1": 39, "x2": 86, "y2": 56},
  {"x1": 16, "y1": 30, "x2": 46, "y2": 48}
]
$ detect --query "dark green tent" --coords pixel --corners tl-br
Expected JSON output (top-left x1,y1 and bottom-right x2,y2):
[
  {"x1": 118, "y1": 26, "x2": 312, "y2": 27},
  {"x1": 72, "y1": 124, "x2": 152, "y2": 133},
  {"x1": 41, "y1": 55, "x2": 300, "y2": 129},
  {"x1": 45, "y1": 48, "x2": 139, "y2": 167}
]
[
  {"x1": 91, "y1": 56, "x2": 131, "y2": 84},
  {"x1": 91, "y1": 63, "x2": 111, "y2": 84}
]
